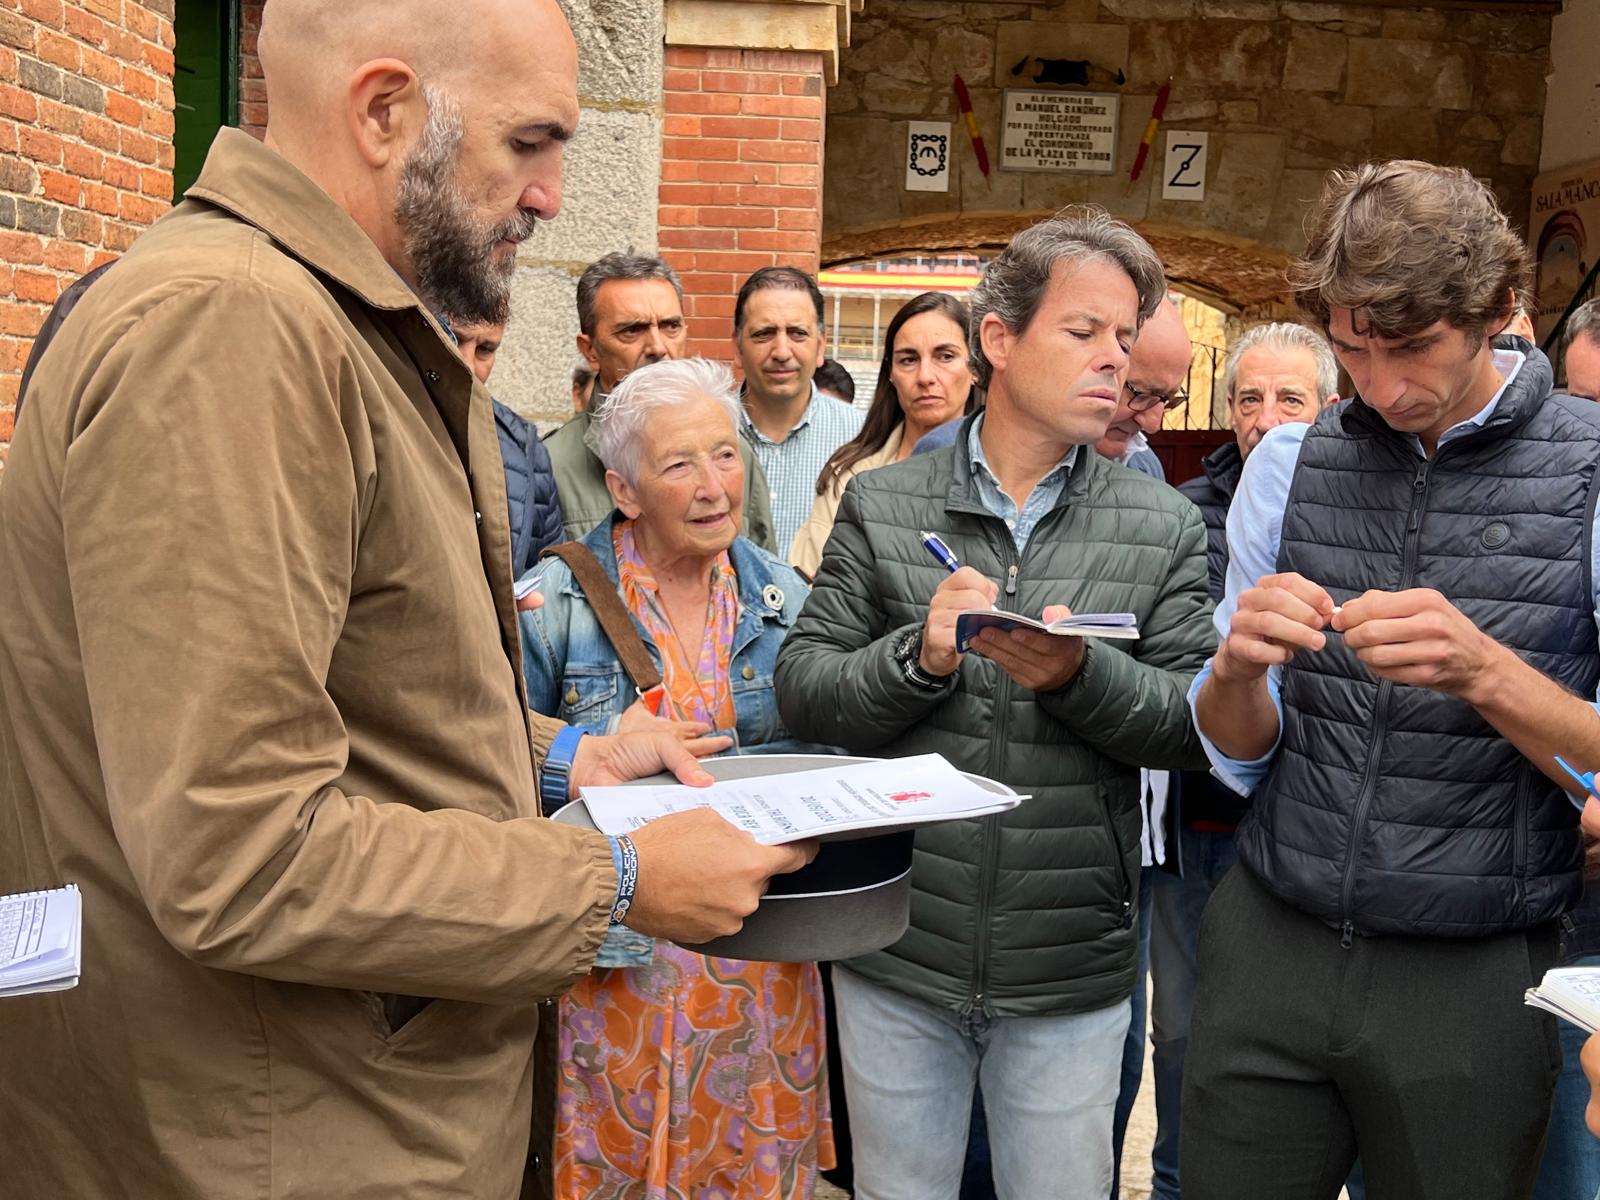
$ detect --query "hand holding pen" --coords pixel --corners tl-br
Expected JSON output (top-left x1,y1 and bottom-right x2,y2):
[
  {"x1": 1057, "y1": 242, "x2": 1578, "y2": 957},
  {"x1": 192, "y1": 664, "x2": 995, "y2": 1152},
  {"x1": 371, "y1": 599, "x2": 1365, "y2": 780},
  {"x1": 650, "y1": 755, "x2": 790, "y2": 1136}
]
[{"x1": 917, "y1": 531, "x2": 999, "y2": 676}]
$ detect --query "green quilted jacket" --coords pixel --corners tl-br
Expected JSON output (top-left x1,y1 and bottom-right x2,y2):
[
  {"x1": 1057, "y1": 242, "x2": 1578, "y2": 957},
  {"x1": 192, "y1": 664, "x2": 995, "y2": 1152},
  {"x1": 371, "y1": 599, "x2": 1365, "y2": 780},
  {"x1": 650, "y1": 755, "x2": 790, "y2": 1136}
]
[{"x1": 774, "y1": 420, "x2": 1216, "y2": 1017}]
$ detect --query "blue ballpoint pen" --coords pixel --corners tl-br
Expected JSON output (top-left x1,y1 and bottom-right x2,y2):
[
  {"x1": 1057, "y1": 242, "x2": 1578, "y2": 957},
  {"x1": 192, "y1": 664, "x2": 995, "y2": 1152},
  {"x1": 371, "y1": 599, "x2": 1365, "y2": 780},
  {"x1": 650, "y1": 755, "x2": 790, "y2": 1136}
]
[
  {"x1": 920, "y1": 530, "x2": 999, "y2": 611},
  {"x1": 919, "y1": 530, "x2": 961, "y2": 575}
]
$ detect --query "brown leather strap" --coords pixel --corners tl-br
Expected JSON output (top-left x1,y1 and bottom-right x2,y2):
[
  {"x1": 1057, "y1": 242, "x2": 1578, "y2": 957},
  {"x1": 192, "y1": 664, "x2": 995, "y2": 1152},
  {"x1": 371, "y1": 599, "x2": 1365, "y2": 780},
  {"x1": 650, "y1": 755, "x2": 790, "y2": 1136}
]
[{"x1": 539, "y1": 542, "x2": 662, "y2": 695}]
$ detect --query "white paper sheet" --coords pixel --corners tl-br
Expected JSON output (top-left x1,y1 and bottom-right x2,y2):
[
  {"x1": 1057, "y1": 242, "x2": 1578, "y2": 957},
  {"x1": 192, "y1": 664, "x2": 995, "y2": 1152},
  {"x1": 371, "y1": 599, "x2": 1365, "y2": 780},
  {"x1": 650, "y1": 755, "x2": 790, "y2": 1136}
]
[{"x1": 577, "y1": 754, "x2": 1024, "y2": 845}]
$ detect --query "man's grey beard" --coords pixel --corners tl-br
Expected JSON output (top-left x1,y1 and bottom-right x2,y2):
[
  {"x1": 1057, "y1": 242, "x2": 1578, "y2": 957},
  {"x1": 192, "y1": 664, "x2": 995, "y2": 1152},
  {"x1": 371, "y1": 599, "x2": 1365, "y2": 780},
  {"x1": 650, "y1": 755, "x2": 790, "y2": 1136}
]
[{"x1": 395, "y1": 86, "x2": 537, "y2": 327}]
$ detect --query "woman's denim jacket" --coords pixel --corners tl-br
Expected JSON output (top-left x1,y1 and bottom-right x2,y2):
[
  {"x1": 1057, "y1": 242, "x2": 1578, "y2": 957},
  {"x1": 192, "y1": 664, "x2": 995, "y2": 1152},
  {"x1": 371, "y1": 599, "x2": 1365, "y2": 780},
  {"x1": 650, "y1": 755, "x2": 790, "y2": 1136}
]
[{"x1": 518, "y1": 512, "x2": 832, "y2": 965}]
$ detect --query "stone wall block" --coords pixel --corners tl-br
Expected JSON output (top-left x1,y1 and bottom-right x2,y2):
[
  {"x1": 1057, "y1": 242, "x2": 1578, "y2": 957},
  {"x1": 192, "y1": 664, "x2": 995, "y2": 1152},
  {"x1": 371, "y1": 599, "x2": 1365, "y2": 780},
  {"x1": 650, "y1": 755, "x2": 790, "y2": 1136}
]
[
  {"x1": 1277, "y1": 93, "x2": 1372, "y2": 159},
  {"x1": 1344, "y1": 39, "x2": 1473, "y2": 111},
  {"x1": 1179, "y1": 20, "x2": 1285, "y2": 91},
  {"x1": 896, "y1": 1, "x2": 966, "y2": 19},
  {"x1": 557, "y1": 0, "x2": 662, "y2": 105},
  {"x1": 536, "y1": 108, "x2": 661, "y2": 261},
  {"x1": 931, "y1": 27, "x2": 993, "y2": 89},
  {"x1": 1099, "y1": 0, "x2": 1195, "y2": 19},
  {"x1": 993, "y1": 21, "x2": 1129, "y2": 88},
  {"x1": 827, "y1": 75, "x2": 860, "y2": 113},
  {"x1": 1205, "y1": 0, "x2": 1280, "y2": 20},
  {"x1": 1125, "y1": 20, "x2": 1178, "y2": 89},
  {"x1": 1371, "y1": 106, "x2": 1442, "y2": 162},
  {"x1": 1263, "y1": 165, "x2": 1331, "y2": 255},
  {"x1": 823, "y1": 115, "x2": 905, "y2": 230},
  {"x1": 1278, "y1": 4, "x2": 1381, "y2": 35},
  {"x1": 500, "y1": 265, "x2": 584, "y2": 426},
  {"x1": 1164, "y1": 97, "x2": 1219, "y2": 122},
  {"x1": 1458, "y1": 12, "x2": 1552, "y2": 52},
  {"x1": 958, "y1": 86, "x2": 1026, "y2": 210},
  {"x1": 1456, "y1": 113, "x2": 1503, "y2": 144},
  {"x1": 1477, "y1": 50, "x2": 1547, "y2": 118},
  {"x1": 1499, "y1": 115, "x2": 1543, "y2": 168},
  {"x1": 1282, "y1": 24, "x2": 1345, "y2": 92},
  {"x1": 861, "y1": 72, "x2": 935, "y2": 115},
  {"x1": 850, "y1": 26, "x2": 929, "y2": 84},
  {"x1": 1380, "y1": 10, "x2": 1446, "y2": 40}
]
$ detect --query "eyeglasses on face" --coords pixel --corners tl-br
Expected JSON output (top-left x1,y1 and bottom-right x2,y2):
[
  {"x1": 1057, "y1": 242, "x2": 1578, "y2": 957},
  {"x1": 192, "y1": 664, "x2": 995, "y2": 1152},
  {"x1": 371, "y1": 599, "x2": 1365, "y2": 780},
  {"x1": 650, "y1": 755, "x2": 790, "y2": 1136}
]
[{"x1": 1124, "y1": 383, "x2": 1189, "y2": 413}]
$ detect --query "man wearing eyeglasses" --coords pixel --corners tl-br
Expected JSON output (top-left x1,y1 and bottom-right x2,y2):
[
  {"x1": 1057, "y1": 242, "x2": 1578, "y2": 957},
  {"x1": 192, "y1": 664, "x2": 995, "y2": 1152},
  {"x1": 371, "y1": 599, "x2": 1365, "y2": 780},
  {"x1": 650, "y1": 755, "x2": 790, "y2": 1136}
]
[
  {"x1": 1096, "y1": 294, "x2": 1195, "y2": 1198},
  {"x1": 1095, "y1": 296, "x2": 1192, "y2": 482}
]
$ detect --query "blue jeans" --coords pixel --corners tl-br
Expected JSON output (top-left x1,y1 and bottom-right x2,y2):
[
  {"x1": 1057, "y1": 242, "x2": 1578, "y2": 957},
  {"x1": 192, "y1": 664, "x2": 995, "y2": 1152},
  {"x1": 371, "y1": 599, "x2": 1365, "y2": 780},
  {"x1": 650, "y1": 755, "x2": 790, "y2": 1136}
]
[
  {"x1": 1112, "y1": 865, "x2": 1155, "y2": 1196},
  {"x1": 832, "y1": 966, "x2": 1130, "y2": 1200},
  {"x1": 1148, "y1": 826, "x2": 1239, "y2": 1200},
  {"x1": 1534, "y1": 950, "x2": 1600, "y2": 1200}
]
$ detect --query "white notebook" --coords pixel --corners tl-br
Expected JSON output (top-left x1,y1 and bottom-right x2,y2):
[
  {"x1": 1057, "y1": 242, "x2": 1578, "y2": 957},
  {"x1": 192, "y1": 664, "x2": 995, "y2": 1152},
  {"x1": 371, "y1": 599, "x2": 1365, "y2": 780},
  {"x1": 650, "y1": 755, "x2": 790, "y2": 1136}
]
[
  {"x1": 1525, "y1": 966, "x2": 1600, "y2": 1033},
  {"x1": 0, "y1": 885, "x2": 82, "y2": 998}
]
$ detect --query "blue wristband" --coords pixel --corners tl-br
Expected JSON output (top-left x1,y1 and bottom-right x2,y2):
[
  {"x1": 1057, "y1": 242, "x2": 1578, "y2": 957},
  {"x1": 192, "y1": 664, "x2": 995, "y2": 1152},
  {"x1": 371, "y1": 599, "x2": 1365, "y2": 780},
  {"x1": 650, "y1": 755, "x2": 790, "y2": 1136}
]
[
  {"x1": 539, "y1": 725, "x2": 586, "y2": 815},
  {"x1": 609, "y1": 834, "x2": 638, "y2": 926}
]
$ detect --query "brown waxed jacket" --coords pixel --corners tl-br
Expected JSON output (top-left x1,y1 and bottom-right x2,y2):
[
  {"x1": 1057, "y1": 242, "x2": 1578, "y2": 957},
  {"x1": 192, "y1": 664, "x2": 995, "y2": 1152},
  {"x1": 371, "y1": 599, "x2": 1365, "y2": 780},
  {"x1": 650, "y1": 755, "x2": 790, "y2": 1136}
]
[{"x1": 0, "y1": 129, "x2": 615, "y2": 1199}]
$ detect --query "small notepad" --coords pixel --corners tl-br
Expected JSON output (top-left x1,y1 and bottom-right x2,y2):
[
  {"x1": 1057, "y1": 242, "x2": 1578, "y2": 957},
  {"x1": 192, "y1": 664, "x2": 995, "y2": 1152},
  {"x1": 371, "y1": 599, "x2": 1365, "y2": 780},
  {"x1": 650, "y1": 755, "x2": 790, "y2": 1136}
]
[
  {"x1": 955, "y1": 609, "x2": 1140, "y2": 653},
  {"x1": 1525, "y1": 966, "x2": 1600, "y2": 1033},
  {"x1": 0, "y1": 885, "x2": 82, "y2": 998}
]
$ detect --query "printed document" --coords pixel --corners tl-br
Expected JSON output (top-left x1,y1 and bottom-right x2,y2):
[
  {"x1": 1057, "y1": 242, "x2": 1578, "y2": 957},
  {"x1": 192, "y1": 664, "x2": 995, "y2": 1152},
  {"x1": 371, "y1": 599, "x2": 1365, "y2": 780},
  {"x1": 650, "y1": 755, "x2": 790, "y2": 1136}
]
[{"x1": 578, "y1": 754, "x2": 1024, "y2": 844}]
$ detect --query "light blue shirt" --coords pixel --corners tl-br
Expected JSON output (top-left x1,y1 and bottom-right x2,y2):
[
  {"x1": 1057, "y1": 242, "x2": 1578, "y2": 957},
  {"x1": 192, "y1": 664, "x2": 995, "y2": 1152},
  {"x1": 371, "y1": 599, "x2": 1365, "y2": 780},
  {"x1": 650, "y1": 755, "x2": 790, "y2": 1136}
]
[
  {"x1": 1188, "y1": 349, "x2": 1600, "y2": 798},
  {"x1": 967, "y1": 413, "x2": 1079, "y2": 550},
  {"x1": 741, "y1": 384, "x2": 865, "y2": 556}
]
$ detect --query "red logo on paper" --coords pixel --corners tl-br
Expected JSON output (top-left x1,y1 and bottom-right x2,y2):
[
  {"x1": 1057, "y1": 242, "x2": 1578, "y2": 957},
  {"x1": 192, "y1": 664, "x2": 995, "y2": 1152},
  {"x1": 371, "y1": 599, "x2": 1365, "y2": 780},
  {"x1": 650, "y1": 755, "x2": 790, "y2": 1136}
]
[{"x1": 888, "y1": 791, "x2": 932, "y2": 804}]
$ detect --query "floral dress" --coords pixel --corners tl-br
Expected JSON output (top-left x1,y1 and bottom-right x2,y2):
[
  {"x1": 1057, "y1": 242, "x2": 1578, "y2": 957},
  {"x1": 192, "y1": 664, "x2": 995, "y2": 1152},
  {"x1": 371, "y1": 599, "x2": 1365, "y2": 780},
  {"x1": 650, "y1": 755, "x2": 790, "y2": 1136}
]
[{"x1": 551, "y1": 521, "x2": 834, "y2": 1199}]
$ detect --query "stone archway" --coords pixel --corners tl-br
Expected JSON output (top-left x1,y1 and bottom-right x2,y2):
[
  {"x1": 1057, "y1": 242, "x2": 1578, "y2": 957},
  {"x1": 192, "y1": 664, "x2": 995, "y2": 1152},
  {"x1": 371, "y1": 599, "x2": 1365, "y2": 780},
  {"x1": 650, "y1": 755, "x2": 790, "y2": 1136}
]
[{"x1": 821, "y1": 212, "x2": 1296, "y2": 318}]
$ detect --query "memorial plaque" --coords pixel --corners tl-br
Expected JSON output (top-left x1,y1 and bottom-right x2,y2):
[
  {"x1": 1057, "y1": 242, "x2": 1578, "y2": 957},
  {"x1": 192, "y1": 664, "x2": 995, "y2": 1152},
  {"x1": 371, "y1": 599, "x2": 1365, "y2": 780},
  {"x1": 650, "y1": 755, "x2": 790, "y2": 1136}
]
[{"x1": 1000, "y1": 89, "x2": 1119, "y2": 174}]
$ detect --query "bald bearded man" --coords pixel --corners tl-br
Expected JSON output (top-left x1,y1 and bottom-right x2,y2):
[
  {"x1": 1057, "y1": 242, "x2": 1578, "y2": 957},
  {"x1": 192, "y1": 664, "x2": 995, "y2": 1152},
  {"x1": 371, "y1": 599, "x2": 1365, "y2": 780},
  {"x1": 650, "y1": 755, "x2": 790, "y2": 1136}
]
[{"x1": 0, "y1": 3, "x2": 813, "y2": 1197}]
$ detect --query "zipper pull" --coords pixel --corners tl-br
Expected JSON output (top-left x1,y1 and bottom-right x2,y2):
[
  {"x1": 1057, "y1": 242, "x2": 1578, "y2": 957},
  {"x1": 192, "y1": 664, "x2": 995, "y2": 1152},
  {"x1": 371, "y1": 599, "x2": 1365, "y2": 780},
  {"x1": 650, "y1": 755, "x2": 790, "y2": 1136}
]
[
  {"x1": 1006, "y1": 565, "x2": 1018, "y2": 597},
  {"x1": 1340, "y1": 920, "x2": 1354, "y2": 950},
  {"x1": 1122, "y1": 899, "x2": 1134, "y2": 929}
]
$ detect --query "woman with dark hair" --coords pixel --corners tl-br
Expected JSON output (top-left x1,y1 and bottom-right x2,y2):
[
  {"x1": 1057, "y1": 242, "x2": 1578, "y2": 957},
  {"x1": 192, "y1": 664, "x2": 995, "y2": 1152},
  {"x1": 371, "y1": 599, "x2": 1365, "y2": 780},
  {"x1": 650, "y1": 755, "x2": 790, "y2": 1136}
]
[{"x1": 790, "y1": 291, "x2": 975, "y2": 575}]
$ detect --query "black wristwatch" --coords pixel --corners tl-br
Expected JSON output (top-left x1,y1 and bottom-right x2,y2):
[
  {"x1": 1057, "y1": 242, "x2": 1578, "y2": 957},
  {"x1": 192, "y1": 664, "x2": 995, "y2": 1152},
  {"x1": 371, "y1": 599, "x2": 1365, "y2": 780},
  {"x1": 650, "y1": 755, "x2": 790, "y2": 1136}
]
[{"x1": 894, "y1": 628, "x2": 955, "y2": 692}]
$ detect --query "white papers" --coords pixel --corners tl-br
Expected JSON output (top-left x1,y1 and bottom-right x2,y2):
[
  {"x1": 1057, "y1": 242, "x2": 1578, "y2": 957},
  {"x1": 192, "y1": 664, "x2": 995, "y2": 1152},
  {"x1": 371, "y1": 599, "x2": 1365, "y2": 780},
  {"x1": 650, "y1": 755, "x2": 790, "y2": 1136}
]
[
  {"x1": 956, "y1": 609, "x2": 1140, "y2": 652},
  {"x1": 0, "y1": 885, "x2": 81, "y2": 998},
  {"x1": 578, "y1": 754, "x2": 1024, "y2": 845},
  {"x1": 1526, "y1": 966, "x2": 1600, "y2": 1033}
]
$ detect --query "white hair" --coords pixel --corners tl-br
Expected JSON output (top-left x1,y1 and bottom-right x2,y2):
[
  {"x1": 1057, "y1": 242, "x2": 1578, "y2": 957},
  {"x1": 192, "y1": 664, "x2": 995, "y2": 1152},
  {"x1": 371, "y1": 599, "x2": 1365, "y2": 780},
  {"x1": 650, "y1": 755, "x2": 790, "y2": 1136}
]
[
  {"x1": 1224, "y1": 322, "x2": 1339, "y2": 404},
  {"x1": 585, "y1": 357, "x2": 743, "y2": 485}
]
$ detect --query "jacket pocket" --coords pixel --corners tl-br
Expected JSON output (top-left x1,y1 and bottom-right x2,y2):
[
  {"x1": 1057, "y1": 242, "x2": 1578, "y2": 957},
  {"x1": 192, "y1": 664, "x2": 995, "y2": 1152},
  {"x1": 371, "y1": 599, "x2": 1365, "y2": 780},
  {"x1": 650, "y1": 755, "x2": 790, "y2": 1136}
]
[
  {"x1": 1098, "y1": 782, "x2": 1136, "y2": 929},
  {"x1": 729, "y1": 669, "x2": 781, "y2": 747},
  {"x1": 557, "y1": 671, "x2": 619, "y2": 725}
]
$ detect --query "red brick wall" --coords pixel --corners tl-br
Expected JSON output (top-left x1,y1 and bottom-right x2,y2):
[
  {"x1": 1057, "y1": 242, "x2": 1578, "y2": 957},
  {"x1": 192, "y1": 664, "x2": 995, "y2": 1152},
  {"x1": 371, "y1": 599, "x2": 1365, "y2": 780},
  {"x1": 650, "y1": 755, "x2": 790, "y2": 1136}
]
[
  {"x1": 238, "y1": 0, "x2": 263, "y2": 139},
  {"x1": 0, "y1": 0, "x2": 176, "y2": 470},
  {"x1": 658, "y1": 47, "x2": 824, "y2": 359}
]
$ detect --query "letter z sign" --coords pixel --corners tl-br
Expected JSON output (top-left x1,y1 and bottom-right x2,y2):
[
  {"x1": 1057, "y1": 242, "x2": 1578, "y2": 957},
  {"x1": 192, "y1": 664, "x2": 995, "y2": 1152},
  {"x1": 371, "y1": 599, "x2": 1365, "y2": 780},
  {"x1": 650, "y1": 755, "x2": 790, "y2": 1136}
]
[{"x1": 1162, "y1": 131, "x2": 1208, "y2": 203}]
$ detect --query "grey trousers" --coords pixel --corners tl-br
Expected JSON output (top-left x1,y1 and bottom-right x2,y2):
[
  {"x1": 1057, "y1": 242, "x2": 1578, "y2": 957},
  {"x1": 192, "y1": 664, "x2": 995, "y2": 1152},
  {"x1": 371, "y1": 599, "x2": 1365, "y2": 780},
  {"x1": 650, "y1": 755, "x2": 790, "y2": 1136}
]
[{"x1": 1182, "y1": 863, "x2": 1561, "y2": 1200}]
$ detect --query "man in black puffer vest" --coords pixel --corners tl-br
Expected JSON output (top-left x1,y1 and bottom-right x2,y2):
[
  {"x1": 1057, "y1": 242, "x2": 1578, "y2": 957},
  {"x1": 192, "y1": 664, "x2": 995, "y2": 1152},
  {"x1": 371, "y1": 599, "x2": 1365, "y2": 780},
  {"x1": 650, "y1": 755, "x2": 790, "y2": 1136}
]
[
  {"x1": 1186, "y1": 161, "x2": 1600, "y2": 1199},
  {"x1": 1149, "y1": 321, "x2": 1337, "y2": 1200}
]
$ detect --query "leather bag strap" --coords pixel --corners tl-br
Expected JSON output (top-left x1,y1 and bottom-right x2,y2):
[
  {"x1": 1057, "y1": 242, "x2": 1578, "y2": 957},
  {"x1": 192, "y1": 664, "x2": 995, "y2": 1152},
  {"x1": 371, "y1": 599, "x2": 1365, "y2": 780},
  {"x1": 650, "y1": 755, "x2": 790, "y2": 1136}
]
[{"x1": 538, "y1": 542, "x2": 663, "y2": 695}]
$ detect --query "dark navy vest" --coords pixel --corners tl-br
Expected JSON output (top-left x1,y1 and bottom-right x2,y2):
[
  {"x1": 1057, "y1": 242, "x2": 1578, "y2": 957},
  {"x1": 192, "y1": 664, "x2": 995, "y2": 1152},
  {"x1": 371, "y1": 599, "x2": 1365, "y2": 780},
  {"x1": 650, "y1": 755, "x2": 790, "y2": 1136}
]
[{"x1": 1238, "y1": 348, "x2": 1600, "y2": 938}]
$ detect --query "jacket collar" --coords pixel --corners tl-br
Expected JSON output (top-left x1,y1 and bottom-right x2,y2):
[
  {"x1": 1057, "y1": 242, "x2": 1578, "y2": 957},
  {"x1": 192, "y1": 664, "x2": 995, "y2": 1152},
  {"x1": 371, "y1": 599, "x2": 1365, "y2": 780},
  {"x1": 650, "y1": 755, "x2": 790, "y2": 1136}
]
[
  {"x1": 1200, "y1": 439, "x2": 1244, "y2": 499},
  {"x1": 573, "y1": 512, "x2": 797, "y2": 628},
  {"x1": 1339, "y1": 339, "x2": 1554, "y2": 448},
  {"x1": 943, "y1": 411, "x2": 1097, "y2": 519},
  {"x1": 184, "y1": 128, "x2": 424, "y2": 318}
]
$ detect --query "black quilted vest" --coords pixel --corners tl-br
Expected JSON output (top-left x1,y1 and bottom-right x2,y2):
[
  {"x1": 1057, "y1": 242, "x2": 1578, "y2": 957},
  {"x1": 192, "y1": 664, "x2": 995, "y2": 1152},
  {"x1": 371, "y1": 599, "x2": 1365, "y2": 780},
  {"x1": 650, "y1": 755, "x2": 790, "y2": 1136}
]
[{"x1": 1239, "y1": 349, "x2": 1600, "y2": 938}]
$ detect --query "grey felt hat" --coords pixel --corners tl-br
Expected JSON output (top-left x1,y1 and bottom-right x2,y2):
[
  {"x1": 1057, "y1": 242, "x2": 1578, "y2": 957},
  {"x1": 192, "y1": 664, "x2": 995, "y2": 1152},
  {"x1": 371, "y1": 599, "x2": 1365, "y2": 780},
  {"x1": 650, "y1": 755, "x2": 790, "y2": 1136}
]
[{"x1": 553, "y1": 754, "x2": 1017, "y2": 963}]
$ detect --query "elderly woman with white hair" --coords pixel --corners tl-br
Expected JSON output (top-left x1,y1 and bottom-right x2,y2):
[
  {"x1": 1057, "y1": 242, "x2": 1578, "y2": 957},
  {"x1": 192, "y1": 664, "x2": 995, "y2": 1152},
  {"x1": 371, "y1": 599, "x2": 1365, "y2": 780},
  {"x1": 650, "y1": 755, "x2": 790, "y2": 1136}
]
[{"x1": 517, "y1": 356, "x2": 834, "y2": 1198}]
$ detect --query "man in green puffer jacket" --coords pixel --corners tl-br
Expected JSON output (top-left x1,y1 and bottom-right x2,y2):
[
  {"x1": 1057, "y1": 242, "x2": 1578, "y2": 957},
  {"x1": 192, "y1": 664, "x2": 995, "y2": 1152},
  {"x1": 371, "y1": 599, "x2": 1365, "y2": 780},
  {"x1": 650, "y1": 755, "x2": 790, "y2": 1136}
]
[{"x1": 775, "y1": 208, "x2": 1216, "y2": 1200}]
